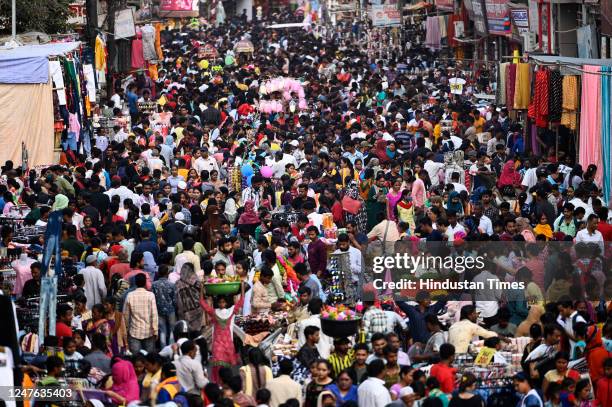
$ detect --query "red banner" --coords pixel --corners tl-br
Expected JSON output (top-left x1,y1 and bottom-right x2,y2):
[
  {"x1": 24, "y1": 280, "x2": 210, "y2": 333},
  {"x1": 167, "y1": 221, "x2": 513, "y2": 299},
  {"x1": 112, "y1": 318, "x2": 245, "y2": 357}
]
[
  {"x1": 159, "y1": 0, "x2": 196, "y2": 12},
  {"x1": 435, "y1": 0, "x2": 455, "y2": 11}
]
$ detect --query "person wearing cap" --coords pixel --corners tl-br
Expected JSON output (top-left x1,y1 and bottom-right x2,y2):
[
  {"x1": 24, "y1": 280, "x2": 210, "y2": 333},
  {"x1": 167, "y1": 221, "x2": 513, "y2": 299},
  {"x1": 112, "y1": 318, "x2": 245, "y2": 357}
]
[
  {"x1": 385, "y1": 386, "x2": 416, "y2": 407},
  {"x1": 79, "y1": 254, "x2": 107, "y2": 309}
]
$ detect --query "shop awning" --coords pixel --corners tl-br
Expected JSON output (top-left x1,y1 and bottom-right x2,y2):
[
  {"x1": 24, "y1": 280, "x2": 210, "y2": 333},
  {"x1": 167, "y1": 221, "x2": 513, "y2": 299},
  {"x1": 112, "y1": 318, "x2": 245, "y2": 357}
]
[
  {"x1": 0, "y1": 41, "x2": 80, "y2": 84},
  {"x1": 529, "y1": 54, "x2": 612, "y2": 67}
]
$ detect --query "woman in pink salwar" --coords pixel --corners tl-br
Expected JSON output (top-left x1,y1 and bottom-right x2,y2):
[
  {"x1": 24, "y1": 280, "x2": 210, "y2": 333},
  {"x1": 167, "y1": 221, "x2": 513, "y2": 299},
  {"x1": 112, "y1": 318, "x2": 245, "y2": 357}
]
[
  {"x1": 386, "y1": 178, "x2": 403, "y2": 221},
  {"x1": 199, "y1": 282, "x2": 245, "y2": 383}
]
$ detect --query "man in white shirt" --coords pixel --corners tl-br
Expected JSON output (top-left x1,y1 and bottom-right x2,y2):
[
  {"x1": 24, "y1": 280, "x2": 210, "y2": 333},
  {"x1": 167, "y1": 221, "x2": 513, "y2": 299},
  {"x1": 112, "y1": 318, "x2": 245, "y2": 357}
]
[
  {"x1": 556, "y1": 298, "x2": 586, "y2": 357},
  {"x1": 80, "y1": 255, "x2": 107, "y2": 309},
  {"x1": 105, "y1": 176, "x2": 138, "y2": 206},
  {"x1": 296, "y1": 299, "x2": 333, "y2": 359},
  {"x1": 333, "y1": 234, "x2": 363, "y2": 287},
  {"x1": 175, "y1": 340, "x2": 208, "y2": 396},
  {"x1": 358, "y1": 359, "x2": 392, "y2": 407},
  {"x1": 192, "y1": 147, "x2": 219, "y2": 176},
  {"x1": 473, "y1": 269, "x2": 502, "y2": 324},
  {"x1": 446, "y1": 211, "x2": 466, "y2": 241},
  {"x1": 575, "y1": 214, "x2": 604, "y2": 254},
  {"x1": 424, "y1": 153, "x2": 445, "y2": 187},
  {"x1": 473, "y1": 203, "x2": 494, "y2": 235}
]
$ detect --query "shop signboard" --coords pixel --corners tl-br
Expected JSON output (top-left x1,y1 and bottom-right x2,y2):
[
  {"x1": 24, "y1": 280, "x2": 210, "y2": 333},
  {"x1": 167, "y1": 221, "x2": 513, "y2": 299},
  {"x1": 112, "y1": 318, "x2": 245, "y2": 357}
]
[
  {"x1": 370, "y1": 5, "x2": 401, "y2": 26},
  {"x1": 485, "y1": 0, "x2": 511, "y2": 36},
  {"x1": 436, "y1": 0, "x2": 455, "y2": 12},
  {"x1": 158, "y1": 0, "x2": 199, "y2": 17}
]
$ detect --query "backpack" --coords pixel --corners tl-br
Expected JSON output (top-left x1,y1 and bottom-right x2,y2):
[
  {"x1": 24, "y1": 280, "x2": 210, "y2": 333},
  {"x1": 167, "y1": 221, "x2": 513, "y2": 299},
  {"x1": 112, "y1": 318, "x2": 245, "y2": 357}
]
[{"x1": 140, "y1": 215, "x2": 157, "y2": 241}]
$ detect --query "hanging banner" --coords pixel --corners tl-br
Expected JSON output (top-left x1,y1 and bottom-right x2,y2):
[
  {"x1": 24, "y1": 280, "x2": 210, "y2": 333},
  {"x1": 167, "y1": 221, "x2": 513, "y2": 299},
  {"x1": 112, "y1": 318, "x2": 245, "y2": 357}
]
[
  {"x1": 158, "y1": 0, "x2": 199, "y2": 17},
  {"x1": 370, "y1": 5, "x2": 401, "y2": 26},
  {"x1": 472, "y1": 0, "x2": 489, "y2": 36},
  {"x1": 485, "y1": 0, "x2": 511, "y2": 36},
  {"x1": 435, "y1": 0, "x2": 455, "y2": 11}
]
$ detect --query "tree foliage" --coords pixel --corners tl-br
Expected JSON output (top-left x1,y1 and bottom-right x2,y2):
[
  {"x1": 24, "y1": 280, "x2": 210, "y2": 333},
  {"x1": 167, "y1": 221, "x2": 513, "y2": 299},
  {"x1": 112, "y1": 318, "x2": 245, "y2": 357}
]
[{"x1": 0, "y1": 0, "x2": 73, "y2": 35}]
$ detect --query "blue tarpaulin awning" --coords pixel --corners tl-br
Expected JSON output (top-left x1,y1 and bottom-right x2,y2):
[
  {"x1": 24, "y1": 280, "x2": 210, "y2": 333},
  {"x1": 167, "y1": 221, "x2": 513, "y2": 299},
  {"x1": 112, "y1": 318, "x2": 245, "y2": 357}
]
[{"x1": 0, "y1": 42, "x2": 80, "y2": 84}]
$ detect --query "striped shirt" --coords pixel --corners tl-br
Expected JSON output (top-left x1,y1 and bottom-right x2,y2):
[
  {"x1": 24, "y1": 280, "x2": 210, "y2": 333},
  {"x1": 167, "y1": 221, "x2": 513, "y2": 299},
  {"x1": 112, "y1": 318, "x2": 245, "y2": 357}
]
[{"x1": 328, "y1": 349, "x2": 355, "y2": 378}]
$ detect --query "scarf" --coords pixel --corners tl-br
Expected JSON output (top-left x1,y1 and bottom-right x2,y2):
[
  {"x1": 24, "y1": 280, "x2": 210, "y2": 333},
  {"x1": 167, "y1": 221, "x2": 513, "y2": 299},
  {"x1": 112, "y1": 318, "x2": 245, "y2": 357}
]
[
  {"x1": 533, "y1": 223, "x2": 553, "y2": 240},
  {"x1": 498, "y1": 160, "x2": 521, "y2": 188},
  {"x1": 447, "y1": 191, "x2": 463, "y2": 214},
  {"x1": 111, "y1": 359, "x2": 140, "y2": 403},
  {"x1": 52, "y1": 194, "x2": 69, "y2": 211},
  {"x1": 238, "y1": 200, "x2": 260, "y2": 225},
  {"x1": 375, "y1": 139, "x2": 390, "y2": 163}
]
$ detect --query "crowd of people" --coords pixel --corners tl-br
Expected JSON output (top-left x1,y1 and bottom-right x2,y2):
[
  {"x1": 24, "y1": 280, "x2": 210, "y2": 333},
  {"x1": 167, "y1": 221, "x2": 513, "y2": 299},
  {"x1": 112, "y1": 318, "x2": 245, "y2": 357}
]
[{"x1": 1, "y1": 7, "x2": 611, "y2": 407}]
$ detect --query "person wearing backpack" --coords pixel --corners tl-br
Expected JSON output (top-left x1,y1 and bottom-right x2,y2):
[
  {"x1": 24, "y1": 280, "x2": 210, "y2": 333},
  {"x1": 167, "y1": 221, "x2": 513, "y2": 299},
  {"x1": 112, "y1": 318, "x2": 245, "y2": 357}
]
[
  {"x1": 137, "y1": 203, "x2": 159, "y2": 243},
  {"x1": 556, "y1": 297, "x2": 586, "y2": 357}
]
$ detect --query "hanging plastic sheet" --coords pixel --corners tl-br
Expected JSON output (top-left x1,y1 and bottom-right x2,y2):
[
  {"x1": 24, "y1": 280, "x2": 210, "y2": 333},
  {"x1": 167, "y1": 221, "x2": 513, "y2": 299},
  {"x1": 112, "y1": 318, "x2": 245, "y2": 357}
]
[{"x1": 601, "y1": 67, "x2": 612, "y2": 203}]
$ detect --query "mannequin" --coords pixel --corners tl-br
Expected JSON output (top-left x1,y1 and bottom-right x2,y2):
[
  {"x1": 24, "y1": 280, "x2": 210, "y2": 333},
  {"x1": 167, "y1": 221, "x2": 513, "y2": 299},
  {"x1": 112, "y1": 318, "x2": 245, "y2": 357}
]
[{"x1": 12, "y1": 253, "x2": 35, "y2": 298}]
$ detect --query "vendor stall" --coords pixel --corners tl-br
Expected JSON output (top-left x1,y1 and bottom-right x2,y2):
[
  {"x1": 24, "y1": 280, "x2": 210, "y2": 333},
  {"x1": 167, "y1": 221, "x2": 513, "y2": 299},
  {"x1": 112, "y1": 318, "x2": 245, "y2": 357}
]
[{"x1": 0, "y1": 42, "x2": 87, "y2": 166}]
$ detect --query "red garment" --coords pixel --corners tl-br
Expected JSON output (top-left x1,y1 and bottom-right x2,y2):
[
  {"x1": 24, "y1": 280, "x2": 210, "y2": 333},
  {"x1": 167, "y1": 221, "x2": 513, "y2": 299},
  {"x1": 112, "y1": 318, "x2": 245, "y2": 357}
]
[
  {"x1": 497, "y1": 160, "x2": 521, "y2": 188},
  {"x1": 532, "y1": 69, "x2": 550, "y2": 128},
  {"x1": 585, "y1": 325, "x2": 612, "y2": 383},
  {"x1": 506, "y1": 64, "x2": 517, "y2": 109},
  {"x1": 200, "y1": 295, "x2": 245, "y2": 383},
  {"x1": 331, "y1": 201, "x2": 343, "y2": 225},
  {"x1": 595, "y1": 376, "x2": 611, "y2": 406},
  {"x1": 597, "y1": 222, "x2": 612, "y2": 241},
  {"x1": 430, "y1": 363, "x2": 456, "y2": 394},
  {"x1": 55, "y1": 322, "x2": 73, "y2": 346},
  {"x1": 131, "y1": 32, "x2": 145, "y2": 69}
]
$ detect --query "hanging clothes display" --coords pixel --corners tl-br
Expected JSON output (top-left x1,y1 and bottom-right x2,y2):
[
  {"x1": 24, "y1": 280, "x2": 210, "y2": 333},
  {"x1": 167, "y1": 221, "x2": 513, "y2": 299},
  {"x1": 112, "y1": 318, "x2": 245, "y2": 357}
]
[
  {"x1": 548, "y1": 70, "x2": 562, "y2": 123},
  {"x1": 425, "y1": 16, "x2": 441, "y2": 50},
  {"x1": 154, "y1": 22, "x2": 164, "y2": 60},
  {"x1": 131, "y1": 27, "x2": 145, "y2": 70},
  {"x1": 497, "y1": 62, "x2": 509, "y2": 105},
  {"x1": 560, "y1": 75, "x2": 579, "y2": 131},
  {"x1": 49, "y1": 60, "x2": 67, "y2": 106},
  {"x1": 141, "y1": 24, "x2": 158, "y2": 62},
  {"x1": 530, "y1": 69, "x2": 550, "y2": 128},
  {"x1": 579, "y1": 65, "x2": 602, "y2": 188},
  {"x1": 601, "y1": 67, "x2": 612, "y2": 202},
  {"x1": 505, "y1": 64, "x2": 517, "y2": 109},
  {"x1": 94, "y1": 34, "x2": 107, "y2": 86},
  {"x1": 513, "y1": 63, "x2": 531, "y2": 109}
]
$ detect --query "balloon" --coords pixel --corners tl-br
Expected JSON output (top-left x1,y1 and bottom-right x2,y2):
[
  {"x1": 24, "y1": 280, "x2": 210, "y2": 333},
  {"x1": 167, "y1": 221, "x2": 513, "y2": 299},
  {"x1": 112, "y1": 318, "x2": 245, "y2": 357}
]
[
  {"x1": 213, "y1": 153, "x2": 224, "y2": 162},
  {"x1": 246, "y1": 174, "x2": 253, "y2": 186},
  {"x1": 260, "y1": 166, "x2": 273, "y2": 178},
  {"x1": 241, "y1": 164, "x2": 254, "y2": 177}
]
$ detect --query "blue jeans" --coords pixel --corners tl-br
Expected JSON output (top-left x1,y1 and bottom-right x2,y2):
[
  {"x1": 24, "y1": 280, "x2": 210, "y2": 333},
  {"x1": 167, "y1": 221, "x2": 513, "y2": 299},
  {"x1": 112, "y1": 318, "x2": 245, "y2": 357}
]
[
  {"x1": 158, "y1": 313, "x2": 177, "y2": 348},
  {"x1": 62, "y1": 131, "x2": 78, "y2": 151},
  {"x1": 38, "y1": 276, "x2": 58, "y2": 338},
  {"x1": 41, "y1": 230, "x2": 63, "y2": 279},
  {"x1": 128, "y1": 335, "x2": 156, "y2": 354}
]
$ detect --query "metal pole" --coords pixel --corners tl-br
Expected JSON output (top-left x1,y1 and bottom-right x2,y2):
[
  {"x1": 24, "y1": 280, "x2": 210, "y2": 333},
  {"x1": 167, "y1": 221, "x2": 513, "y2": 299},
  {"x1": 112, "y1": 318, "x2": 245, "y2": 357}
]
[{"x1": 11, "y1": 0, "x2": 16, "y2": 40}]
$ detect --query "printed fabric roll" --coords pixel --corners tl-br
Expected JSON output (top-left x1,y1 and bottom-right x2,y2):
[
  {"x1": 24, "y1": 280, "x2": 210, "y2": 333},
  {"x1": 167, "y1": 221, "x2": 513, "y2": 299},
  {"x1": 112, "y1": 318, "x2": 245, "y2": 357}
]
[
  {"x1": 496, "y1": 63, "x2": 508, "y2": 105},
  {"x1": 513, "y1": 63, "x2": 531, "y2": 109}
]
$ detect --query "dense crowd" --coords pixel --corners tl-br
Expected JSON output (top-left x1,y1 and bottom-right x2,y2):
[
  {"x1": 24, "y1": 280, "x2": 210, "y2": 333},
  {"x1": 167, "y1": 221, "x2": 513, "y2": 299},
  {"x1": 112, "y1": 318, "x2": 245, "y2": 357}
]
[{"x1": 1, "y1": 8, "x2": 611, "y2": 407}]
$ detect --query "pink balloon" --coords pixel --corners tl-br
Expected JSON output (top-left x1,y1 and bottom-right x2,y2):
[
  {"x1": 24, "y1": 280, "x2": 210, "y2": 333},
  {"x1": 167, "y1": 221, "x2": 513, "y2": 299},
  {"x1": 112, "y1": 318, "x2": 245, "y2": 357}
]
[
  {"x1": 213, "y1": 153, "x2": 224, "y2": 162},
  {"x1": 283, "y1": 91, "x2": 292, "y2": 101},
  {"x1": 298, "y1": 99, "x2": 308, "y2": 110},
  {"x1": 260, "y1": 166, "x2": 274, "y2": 178}
]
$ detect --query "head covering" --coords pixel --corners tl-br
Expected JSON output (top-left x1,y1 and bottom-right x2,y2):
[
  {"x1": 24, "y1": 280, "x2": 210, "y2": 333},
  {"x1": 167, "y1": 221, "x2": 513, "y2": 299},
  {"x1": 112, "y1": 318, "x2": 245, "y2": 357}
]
[
  {"x1": 399, "y1": 386, "x2": 414, "y2": 398},
  {"x1": 204, "y1": 204, "x2": 222, "y2": 231},
  {"x1": 179, "y1": 263, "x2": 198, "y2": 286},
  {"x1": 238, "y1": 200, "x2": 260, "y2": 225},
  {"x1": 86, "y1": 255, "x2": 97, "y2": 265},
  {"x1": 498, "y1": 160, "x2": 521, "y2": 188},
  {"x1": 111, "y1": 359, "x2": 140, "y2": 404},
  {"x1": 52, "y1": 194, "x2": 69, "y2": 211},
  {"x1": 447, "y1": 191, "x2": 463, "y2": 214},
  {"x1": 374, "y1": 139, "x2": 390, "y2": 163},
  {"x1": 316, "y1": 390, "x2": 336, "y2": 407}
]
